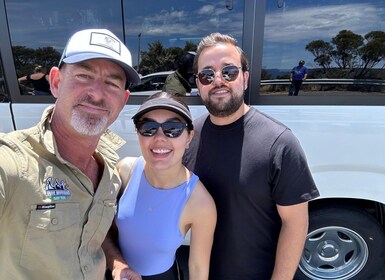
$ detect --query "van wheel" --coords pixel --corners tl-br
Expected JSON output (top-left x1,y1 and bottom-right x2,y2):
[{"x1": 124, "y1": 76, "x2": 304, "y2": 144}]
[{"x1": 295, "y1": 206, "x2": 385, "y2": 280}]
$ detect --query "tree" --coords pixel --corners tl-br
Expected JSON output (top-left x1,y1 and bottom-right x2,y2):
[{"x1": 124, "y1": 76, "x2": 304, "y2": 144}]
[
  {"x1": 305, "y1": 40, "x2": 333, "y2": 73},
  {"x1": 306, "y1": 30, "x2": 385, "y2": 78},
  {"x1": 139, "y1": 40, "x2": 167, "y2": 75},
  {"x1": 12, "y1": 46, "x2": 35, "y2": 76},
  {"x1": 331, "y1": 30, "x2": 363, "y2": 69},
  {"x1": 34, "y1": 47, "x2": 61, "y2": 70},
  {"x1": 12, "y1": 46, "x2": 61, "y2": 77},
  {"x1": 138, "y1": 40, "x2": 197, "y2": 75},
  {"x1": 357, "y1": 31, "x2": 385, "y2": 77}
]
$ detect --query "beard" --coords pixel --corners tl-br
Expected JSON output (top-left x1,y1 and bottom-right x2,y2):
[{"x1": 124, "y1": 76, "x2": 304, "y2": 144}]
[
  {"x1": 71, "y1": 97, "x2": 110, "y2": 136},
  {"x1": 202, "y1": 86, "x2": 244, "y2": 118}
]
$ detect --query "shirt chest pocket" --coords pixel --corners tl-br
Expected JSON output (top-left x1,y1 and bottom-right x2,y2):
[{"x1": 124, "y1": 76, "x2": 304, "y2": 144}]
[{"x1": 20, "y1": 203, "x2": 81, "y2": 274}]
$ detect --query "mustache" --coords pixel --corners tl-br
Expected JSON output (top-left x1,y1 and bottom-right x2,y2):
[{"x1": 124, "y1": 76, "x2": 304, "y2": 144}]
[
  {"x1": 77, "y1": 95, "x2": 107, "y2": 109},
  {"x1": 208, "y1": 85, "x2": 230, "y2": 96}
]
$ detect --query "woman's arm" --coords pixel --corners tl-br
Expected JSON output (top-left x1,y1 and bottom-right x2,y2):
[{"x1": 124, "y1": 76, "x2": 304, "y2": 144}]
[{"x1": 186, "y1": 181, "x2": 217, "y2": 280}]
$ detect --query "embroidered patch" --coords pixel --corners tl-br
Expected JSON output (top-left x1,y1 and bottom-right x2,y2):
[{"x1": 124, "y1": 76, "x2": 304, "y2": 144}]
[
  {"x1": 45, "y1": 177, "x2": 71, "y2": 201},
  {"x1": 90, "y1": 32, "x2": 121, "y2": 55}
]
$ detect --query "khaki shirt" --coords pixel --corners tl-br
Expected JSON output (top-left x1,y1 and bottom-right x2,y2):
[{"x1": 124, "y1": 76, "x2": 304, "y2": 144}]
[{"x1": 0, "y1": 106, "x2": 124, "y2": 280}]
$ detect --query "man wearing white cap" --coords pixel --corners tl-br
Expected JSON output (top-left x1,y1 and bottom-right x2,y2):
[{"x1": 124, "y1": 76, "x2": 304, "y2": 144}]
[{"x1": 0, "y1": 29, "x2": 140, "y2": 280}]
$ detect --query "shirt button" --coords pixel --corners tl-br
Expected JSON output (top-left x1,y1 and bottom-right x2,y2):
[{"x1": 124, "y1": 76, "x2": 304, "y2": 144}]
[
  {"x1": 51, "y1": 218, "x2": 58, "y2": 225},
  {"x1": 84, "y1": 265, "x2": 89, "y2": 272}
]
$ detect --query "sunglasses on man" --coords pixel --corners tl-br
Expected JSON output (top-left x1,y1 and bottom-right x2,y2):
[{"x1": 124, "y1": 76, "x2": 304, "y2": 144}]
[{"x1": 197, "y1": 65, "x2": 242, "y2": 85}]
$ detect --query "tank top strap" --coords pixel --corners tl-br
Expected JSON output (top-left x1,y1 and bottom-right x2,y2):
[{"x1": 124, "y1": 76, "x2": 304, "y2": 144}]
[{"x1": 185, "y1": 172, "x2": 199, "y2": 198}]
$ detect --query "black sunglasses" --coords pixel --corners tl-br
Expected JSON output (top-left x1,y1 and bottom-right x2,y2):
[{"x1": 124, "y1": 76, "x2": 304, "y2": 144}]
[
  {"x1": 197, "y1": 65, "x2": 242, "y2": 85},
  {"x1": 136, "y1": 120, "x2": 188, "y2": 138}
]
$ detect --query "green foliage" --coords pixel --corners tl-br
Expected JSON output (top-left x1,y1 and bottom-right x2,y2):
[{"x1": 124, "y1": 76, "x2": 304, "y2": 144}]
[
  {"x1": 306, "y1": 30, "x2": 385, "y2": 78},
  {"x1": 306, "y1": 40, "x2": 333, "y2": 74},
  {"x1": 12, "y1": 46, "x2": 61, "y2": 77},
  {"x1": 138, "y1": 41, "x2": 197, "y2": 75}
]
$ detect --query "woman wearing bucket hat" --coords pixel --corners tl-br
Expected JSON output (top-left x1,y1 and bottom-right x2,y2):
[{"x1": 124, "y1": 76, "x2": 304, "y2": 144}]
[{"x1": 103, "y1": 91, "x2": 217, "y2": 280}]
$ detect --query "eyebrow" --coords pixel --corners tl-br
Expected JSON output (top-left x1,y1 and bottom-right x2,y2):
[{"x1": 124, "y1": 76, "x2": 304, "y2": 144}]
[{"x1": 202, "y1": 63, "x2": 234, "y2": 70}]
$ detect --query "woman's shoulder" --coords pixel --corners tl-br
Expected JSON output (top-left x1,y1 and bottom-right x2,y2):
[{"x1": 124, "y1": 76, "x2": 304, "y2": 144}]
[
  {"x1": 117, "y1": 156, "x2": 140, "y2": 189},
  {"x1": 188, "y1": 179, "x2": 216, "y2": 214}
]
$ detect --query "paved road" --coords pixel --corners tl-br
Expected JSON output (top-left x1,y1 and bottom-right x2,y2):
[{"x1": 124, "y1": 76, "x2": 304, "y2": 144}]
[{"x1": 177, "y1": 246, "x2": 385, "y2": 280}]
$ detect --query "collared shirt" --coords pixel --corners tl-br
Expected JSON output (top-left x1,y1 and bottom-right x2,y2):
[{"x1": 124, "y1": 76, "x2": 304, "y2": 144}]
[{"x1": 0, "y1": 106, "x2": 125, "y2": 280}]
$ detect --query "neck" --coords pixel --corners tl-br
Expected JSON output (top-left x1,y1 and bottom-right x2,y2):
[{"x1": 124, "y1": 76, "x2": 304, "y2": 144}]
[
  {"x1": 144, "y1": 163, "x2": 190, "y2": 189},
  {"x1": 51, "y1": 117, "x2": 100, "y2": 170},
  {"x1": 210, "y1": 103, "x2": 250, "y2": 126}
]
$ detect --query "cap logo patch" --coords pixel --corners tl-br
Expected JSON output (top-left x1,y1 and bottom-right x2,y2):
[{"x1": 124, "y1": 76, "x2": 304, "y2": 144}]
[{"x1": 90, "y1": 32, "x2": 121, "y2": 55}]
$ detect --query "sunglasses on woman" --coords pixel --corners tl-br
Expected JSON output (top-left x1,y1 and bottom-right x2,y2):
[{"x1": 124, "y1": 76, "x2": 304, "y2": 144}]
[
  {"x1": 197, "y1": 65, "x2": 242, "y2": 85},
  {"x1": 136, "y1": 120, "x2": 188, "y2": 138}
]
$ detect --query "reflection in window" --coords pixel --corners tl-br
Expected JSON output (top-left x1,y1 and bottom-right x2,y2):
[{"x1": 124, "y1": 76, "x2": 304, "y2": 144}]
[
  {"x1": 0, "y1": 56, "x2": 9, "y2": 102},
  {"x1": 5, "y1": 0, "x2": 123, "y2": 95},
  {"x1": 123, "y1": 0, "x2": 244, "y2": 95},
  {"x1": 261, "y1": 0, "x2": 385, "y2": 96}
]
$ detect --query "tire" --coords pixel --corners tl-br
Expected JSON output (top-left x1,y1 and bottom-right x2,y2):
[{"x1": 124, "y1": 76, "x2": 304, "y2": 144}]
[{"x1": 295, "y1": 206, "x2": 385, "y2": 280}]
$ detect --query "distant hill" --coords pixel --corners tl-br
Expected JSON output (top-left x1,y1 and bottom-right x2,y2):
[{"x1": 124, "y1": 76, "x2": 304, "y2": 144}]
[{"x1": 265, "y1": 69, "x2": 291, "y2": 79}]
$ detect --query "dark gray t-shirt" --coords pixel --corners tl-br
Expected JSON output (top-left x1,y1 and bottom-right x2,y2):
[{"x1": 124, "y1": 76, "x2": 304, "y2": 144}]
[{"x1": 183, "y1": 107, "x2": 319, "y2": 280}]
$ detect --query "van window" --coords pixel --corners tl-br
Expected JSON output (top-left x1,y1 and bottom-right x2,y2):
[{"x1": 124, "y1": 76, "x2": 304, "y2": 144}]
[
  {"x1": 122, "y1": 0, "x2": 245, "y2": 95},
  {"x1": 261, "y1": 0, "x2": 385, "y2": 97},
  {"x1": 0, "y1": 56, "x2": 8, "y2": 102},
  {"x1": 5, "y1": 0, "x2": 124, "y2": 96},
  {"x1": 5, "y1": 0, "x2": 245, "y2": 98}
]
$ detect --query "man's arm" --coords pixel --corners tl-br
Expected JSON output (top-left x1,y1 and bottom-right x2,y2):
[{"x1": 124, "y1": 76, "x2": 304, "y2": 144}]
[
  {"x1": 102, "y1": 222, "x2": 142, "y2": 280},
  {"x1": 270, "y1": 201, "x2": 309, "y2": 280}
]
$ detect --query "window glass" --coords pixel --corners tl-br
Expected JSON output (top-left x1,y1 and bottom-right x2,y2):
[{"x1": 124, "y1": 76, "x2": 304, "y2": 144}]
[
  {"x1": 0, "y1": 56, "x2": 8, "y2": 102},
  {"x1": 261, "y1": 0, "x2": 385, "y2": 97},
  {"x1": 123, "y1": 0, "x2": 245, "y2": 95},
  {"x1": 5, "y1": 0, "x2": 123, "y2": 96}
]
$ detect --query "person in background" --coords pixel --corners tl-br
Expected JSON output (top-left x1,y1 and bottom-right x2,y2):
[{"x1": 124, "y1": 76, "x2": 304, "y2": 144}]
[
  {"x1": 163, "y1": 51, "x2": 196, "y2": 96},
  {"x1": 18, "y1": 64, "x2": 51, "y2": 95},
  {"x1": 0, "y1": 28, "x2": 140, "y2": 280},
  {"x1": 288, "y1": 60, "x2": 308, "y2": 96},
  {"x1": 102, "y1": 91, "x2": 216, "y2": 280},
  {"x1": 183, "y1": 33, "x2": 319, "y2": 280}
]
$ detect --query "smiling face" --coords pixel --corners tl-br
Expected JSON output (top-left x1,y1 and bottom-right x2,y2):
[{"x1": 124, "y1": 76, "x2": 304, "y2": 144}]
[
  {"x1": 50, "y1": 58, "x2": 129, "y2": 136},
  {"x1": 196, "y1": 43, "x2": 249, "y2": 120},
  {"x1": 136, "y1": 109, "x2": 194, "y2": 171}
]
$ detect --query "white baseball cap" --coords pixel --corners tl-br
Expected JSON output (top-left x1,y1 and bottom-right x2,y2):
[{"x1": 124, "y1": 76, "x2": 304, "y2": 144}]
[{"x1": 58, "y1": 29, "x2": 140, "y2": 88}]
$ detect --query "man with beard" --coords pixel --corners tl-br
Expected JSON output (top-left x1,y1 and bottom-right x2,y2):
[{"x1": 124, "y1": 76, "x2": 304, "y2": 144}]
[
  {"x1": 0, "y1": 29, "x2": 140, "y2": 280},
  {"x1": 183, "y1": 33, "x2": 319, "y2": 280}
]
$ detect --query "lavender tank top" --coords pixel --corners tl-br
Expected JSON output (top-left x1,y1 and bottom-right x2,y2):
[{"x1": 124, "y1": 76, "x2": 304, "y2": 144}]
[{"x1": 116, "y1": 157, "x2": 198, "y2": 276}]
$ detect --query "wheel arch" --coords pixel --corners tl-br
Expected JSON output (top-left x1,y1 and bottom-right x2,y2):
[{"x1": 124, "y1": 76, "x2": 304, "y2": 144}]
[{"x1": 309, "y1": 198, "x2": 385, "y2": 230}]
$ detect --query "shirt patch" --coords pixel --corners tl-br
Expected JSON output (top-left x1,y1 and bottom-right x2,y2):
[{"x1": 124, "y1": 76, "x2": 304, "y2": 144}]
[
  {"x1": 45, "y1": 177, "x2": 71, "y2": 201},
  {"x1": 36, "y1": 203, "x2": 56, "y2": 210}
]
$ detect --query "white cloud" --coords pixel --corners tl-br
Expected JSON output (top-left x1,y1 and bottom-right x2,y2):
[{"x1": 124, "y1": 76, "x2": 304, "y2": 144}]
[{"x1": 265, "y1": 3, "x2": 385, "y2": 44}]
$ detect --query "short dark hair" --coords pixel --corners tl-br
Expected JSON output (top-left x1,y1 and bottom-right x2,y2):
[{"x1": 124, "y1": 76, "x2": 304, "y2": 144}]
[{"x1": 193, "y1": 32, "x2": 249, "y2": 74}]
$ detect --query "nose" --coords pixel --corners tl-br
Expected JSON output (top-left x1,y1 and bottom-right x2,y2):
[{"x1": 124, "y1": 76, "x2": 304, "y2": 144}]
[
  {"x1": 153, "y1": 127, "x2": 167, "y2": 139},
  {"x1": 213, "y1": 70, "x2": 225, "y2": 86},
  {"x1": 87, "y1": 79, "x2": 107, "y2": 100}
]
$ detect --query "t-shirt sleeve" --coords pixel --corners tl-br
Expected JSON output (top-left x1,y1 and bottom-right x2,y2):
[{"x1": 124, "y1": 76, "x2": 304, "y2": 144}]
[{"x1": 269, "y1": 129, "x2": 319, "y2": 206}]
